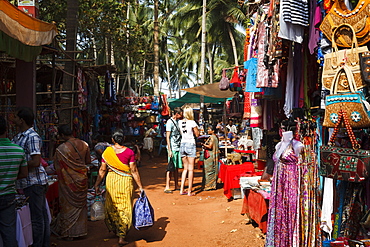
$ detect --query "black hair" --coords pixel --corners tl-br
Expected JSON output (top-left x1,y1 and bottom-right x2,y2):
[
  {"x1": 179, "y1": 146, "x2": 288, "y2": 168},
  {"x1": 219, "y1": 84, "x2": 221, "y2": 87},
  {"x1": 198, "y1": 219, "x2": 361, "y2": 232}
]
[
  {"x1": 173, "y1": 107, "x2": 183, "y2": 115},
  {"x1": 58, "y1": 124, "x2": 73, "y2": 136},
  {"x1": 16, "y1": 107, "x2": 34, "y2": 126},
  {"x1": 112, "y1": 129, "x2": 125, "y2": 145},
  {"x1": 0, "y1": 116, "x2": 7, "y2": 135},
  {"x1": 209, "y1": 124, "x2": 217, "y2": 132}
]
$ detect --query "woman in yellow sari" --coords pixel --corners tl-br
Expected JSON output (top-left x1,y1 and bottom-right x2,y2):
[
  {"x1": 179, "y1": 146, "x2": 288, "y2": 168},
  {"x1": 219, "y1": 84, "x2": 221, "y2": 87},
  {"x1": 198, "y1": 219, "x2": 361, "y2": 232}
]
[{"x1": 94, "y1": 129, "x2": 143, "y2": 246}]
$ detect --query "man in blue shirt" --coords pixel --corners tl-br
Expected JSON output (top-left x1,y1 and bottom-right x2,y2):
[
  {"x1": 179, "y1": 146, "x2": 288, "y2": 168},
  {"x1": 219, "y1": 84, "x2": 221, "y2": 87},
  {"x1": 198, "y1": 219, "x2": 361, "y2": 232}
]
[{"x1": 12, "y1": 107, "x2": 50, "y2": 247}]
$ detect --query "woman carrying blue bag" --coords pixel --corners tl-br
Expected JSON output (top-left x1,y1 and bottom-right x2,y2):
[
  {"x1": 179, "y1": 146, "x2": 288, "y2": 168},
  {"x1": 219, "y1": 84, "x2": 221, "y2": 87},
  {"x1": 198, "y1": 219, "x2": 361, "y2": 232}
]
[{"x1": 94, "y1": 129, "x2": 144, "y2": 246}]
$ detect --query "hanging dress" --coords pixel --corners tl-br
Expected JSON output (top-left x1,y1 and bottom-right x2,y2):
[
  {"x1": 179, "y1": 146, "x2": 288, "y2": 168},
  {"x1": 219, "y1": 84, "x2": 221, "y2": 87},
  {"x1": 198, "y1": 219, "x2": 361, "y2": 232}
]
[{"x1": 266, "y1": 141, "x2": 300, "y2": 247}]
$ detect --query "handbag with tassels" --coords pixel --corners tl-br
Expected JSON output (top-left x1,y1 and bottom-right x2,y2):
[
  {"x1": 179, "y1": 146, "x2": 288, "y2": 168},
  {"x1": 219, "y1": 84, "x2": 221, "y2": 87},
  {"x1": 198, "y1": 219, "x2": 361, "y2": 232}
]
[
  {"x1": 323, "y1": 63, "x2": 370, "y2": 128},
  {"x1": 320, "y1": 109, "x2": 370, "y2": 182}
]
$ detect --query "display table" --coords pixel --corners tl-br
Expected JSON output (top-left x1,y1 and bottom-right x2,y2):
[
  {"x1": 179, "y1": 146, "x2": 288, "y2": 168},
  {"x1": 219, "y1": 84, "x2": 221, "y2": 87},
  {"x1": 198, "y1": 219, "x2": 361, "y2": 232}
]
[
  {"x1": 234, "y1": 149, "x2": 256, "y2": 162},
  {"x1": 46, "y1": 181, "x2": 59, "y2": 218},
  {"x1": 218, "y1": 162, "x2": 255, "y2": 199},
  {"x1": 241, "y1": 189, "x2": 269, "y2": 233}
]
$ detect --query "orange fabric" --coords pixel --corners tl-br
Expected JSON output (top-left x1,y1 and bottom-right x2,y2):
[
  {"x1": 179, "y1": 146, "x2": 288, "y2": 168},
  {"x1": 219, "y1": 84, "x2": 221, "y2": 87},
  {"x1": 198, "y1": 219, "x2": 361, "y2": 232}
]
[
  {"x1": 241, "y1": 189, "x2": 269, "y2": 233},
  {"x1": 0, "y1": 0, "x2": 57, "y2": 32}
]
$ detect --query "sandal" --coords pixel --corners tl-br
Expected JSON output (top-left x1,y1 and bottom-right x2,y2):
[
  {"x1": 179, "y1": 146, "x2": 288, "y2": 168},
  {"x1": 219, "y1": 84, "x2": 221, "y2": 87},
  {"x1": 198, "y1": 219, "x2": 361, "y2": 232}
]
[
  {"x1": 164, "y1": 189, "x2": 173, "y2": 194},
  {"x1": 188, "y1": 193, "x2": 196, "y2": 196},
  {"x1": 180, "y1": 191, "x2": 187, "y2": 195}
]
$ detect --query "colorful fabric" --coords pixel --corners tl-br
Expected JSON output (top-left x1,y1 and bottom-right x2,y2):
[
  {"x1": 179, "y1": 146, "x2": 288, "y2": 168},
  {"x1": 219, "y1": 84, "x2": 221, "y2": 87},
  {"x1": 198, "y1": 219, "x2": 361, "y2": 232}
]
[
  {"x1": 0, "y1": 138, "x2": 27, "y2": 196},
  {"x1": 266, "y1": 142, "x2": 300, "y2": 247},
  {"x1": 0, "y1": 0, "x2": 57, "y2": 46},
  {"x1": 103, "y1": 148, "x2": 135, "y2": 237},
  {"x1": 51, "y1": 138, "x2": 90, "y2": 238},
  {"x1": 203, "y1": 135, "x2": 219, "y2": 190},
  {"x1": 105, "y1": 171, "x2": 133, "y2": 238},
  {"x1": 12, "y1": 127, "x2": 47, "y2": 189},
  {"x1": 102, "y1": 146, "x2": 132, "y2": 174},
  {"x1": 244, "y1": 58, "x2": 261, "y2": 93}
]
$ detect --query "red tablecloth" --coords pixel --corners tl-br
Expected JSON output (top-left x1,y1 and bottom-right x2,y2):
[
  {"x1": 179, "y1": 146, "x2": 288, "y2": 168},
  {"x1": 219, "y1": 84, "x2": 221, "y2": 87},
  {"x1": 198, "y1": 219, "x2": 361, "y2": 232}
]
[
  {"x1": 241, "y1": 189, "x2": 269, "y2": 233},
  {"x1": 46, "y1": 181, "x2": 59, "y2": 218},
  {"x1": 218, "y1": 162, "x2": 255, "y2": 199}
]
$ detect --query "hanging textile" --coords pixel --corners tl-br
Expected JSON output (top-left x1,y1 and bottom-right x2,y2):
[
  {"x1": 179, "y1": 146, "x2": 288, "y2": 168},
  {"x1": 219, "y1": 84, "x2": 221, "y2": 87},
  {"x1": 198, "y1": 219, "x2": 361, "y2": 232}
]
[
  {"x1": 278, "y1": 0, "x2": 305, "y2": 43},
  {"x1": 77, "y1": 68, "x2": 87, "y2": 111}
]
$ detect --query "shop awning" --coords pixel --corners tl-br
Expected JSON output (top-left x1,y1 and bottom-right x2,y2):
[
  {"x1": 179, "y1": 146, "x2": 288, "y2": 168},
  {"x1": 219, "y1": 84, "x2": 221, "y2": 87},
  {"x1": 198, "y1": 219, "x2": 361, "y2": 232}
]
[
  {"x1": 168, "y1": 92, "x2": 227, "y2": 108},
  {"x1": 182, "y1": 83, "x2": 235, "y2": 98},
  {"x1": 0, "y1": 0, "x2": 58, "y2": 61}
]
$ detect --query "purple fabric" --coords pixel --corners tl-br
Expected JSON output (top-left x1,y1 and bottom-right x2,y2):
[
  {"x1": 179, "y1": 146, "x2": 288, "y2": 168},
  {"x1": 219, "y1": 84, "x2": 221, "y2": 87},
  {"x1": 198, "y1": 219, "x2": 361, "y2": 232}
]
[
  {"x1": 266, "y1": 143, "x2": 300, "y2": 247},
  {"x1": 308, "y1": 3, "x2": 321, "y2": 54},
  {"x1": 293, "y1": 44, "x2": 302, "y2": 108}
]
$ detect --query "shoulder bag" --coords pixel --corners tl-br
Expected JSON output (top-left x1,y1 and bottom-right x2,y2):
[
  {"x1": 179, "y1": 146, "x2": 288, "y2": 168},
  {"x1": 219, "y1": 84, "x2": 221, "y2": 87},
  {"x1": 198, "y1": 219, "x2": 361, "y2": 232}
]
[
  {"x1": 132, "y1": 190, "x2": 155, "y2": 230},
  {"x1": 219, "y1": 69, "x2": 230, "y2": 91},
  {"x1": 323, "y1": 62, "x2": 370, "y2": 128},
  {"x1": 322, "y1": 23, "x2": 368, "y2": 92},
  {"x1": 320, "y1": 109, "x2": 370, "y2": 182}
]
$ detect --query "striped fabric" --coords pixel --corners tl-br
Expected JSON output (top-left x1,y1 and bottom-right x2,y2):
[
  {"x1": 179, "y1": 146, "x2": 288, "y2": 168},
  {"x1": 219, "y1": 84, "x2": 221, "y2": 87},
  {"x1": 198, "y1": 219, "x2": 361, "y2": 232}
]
[
  {"x1": 282, "y1": 0, "x2": 309, "y2": 26},
  {"x1": 0, "y1": 138, "x2": 27, "y2": 196},
  {"x1": 104, "y1": 171, "x2": 133, "y2": 237}
]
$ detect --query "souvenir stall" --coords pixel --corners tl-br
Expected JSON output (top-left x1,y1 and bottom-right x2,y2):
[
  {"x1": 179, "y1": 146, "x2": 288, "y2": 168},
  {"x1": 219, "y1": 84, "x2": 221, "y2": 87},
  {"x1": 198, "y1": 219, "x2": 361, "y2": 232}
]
[
  {"x1": 219, "y1": 0, "x2": 370, "y2": 245},
  {"x1": 95, "y1": 80, "x2": 171, "y2": 154}
]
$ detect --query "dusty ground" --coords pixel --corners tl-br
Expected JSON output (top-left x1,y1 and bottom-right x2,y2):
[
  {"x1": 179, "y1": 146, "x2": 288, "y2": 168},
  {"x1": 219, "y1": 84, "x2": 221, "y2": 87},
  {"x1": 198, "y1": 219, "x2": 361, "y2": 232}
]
[{"x1": 51, "y1": 155, "x2": 265, "y2": 247}]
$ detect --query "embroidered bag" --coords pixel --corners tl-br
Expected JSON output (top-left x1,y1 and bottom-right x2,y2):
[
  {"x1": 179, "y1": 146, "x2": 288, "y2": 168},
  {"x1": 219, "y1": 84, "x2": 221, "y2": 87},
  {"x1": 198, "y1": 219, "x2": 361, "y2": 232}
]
[
  {"x1": 132, "y1": 190, "x2": 155, "y2": 230},
  {"x1": 320, "y1": 0, "x2": 370, "y2": 47},
  {"x1": 323, "y1": 64, "x2": 370, "y2": 128},
  {"x1": 219, "y1": 69, "x2": 230, "y2": 91},
  {"x1": 322, "y1": 24, "x2": 368, "y2": 92},
  {"x1": 320, "y1": 109, "x2": 370, "y2": 182}
]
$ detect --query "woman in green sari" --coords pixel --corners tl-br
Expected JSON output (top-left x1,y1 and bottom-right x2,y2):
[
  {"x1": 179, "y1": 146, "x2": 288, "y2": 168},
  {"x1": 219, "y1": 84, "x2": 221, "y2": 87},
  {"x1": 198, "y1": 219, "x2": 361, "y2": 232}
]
[{"x1": 202, "y1": 125, "x2": 219, "y2": 191}]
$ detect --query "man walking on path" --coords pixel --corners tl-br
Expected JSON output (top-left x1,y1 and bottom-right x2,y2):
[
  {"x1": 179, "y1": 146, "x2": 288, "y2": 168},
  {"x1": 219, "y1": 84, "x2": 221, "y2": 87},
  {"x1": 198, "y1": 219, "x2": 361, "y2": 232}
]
[
  {"x1": 12, "y1": 107, "x2": 50, "y2": 247},
  {"x1": 164, "y1": 107, "x2": 183, "y2": 193},
  {"x1": 0, "y1": 116, "x2": 28, "y2": 246}
]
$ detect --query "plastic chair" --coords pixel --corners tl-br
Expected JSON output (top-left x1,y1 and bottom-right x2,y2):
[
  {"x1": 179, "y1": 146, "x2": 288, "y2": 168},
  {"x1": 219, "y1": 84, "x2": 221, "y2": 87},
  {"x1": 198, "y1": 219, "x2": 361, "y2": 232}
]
[{"x1": 157, "y1": 139, "x2": 167, "y2": 156}]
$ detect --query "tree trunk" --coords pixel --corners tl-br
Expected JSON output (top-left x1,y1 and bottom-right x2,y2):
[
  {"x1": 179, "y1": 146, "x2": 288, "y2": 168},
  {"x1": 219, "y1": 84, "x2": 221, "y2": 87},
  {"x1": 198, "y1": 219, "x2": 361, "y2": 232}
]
[
  {"x1": 165, "y1": 45, "x2": 172, "y2": 98},
  {"x1": 227, "y1": 24, "x2": 239, "y2": 67},
  {"x1": 207, "y1": 43, "x2": 213, "y2": 84},
  {"x1": 153, "y1": 0, "x2": 159, "y2": 96},
  {"x1": 126, "y1": 2, "x2": 131, "y2": 97},
  {"x1": 60, "y1": 0, "x2": 78, "y2": 125},
  {"x1": 200, "y1": 0, "x2": 207, "y2": 85}
]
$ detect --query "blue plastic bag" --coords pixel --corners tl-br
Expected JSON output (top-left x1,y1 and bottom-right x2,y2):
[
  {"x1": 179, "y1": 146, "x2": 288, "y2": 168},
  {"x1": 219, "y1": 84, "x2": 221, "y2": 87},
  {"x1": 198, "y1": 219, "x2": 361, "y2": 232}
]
[{"x1": 132, "y1": 190, "x2": 154, "y2": 230}]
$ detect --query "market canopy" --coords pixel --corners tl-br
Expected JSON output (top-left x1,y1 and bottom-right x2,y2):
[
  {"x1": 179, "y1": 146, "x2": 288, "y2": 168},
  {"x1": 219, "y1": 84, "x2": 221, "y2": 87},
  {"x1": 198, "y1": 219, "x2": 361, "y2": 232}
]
[
  {"x1": 168, "y1": 92, "x2": 228, "y2": 108},
  {"x1": 0, "y1": 0, "x2": 58, "y2": 61},
  {"x1": 182, "y1": 83, "x2": 235, "y2": 98}
]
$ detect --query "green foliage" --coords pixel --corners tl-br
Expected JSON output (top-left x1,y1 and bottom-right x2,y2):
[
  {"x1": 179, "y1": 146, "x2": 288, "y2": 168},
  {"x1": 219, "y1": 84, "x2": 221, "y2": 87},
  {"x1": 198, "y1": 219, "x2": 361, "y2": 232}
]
[{"x1": 37, "y1": 0, "x2": 247, "y2": 96}]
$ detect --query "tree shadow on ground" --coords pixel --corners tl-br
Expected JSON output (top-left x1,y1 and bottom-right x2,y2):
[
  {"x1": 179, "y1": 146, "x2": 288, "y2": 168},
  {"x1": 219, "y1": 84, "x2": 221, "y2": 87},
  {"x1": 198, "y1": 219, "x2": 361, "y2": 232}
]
[{"x1": 126, "y1": 216, "x2": 169, "y2": 243}]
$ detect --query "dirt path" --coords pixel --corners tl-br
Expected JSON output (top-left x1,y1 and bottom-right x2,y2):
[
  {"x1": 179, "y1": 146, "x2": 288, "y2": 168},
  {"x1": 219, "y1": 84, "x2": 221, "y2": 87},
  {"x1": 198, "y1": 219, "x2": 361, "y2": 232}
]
[{"x1": 51, "y1": 155, "x2": 265, "y2": 247}]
